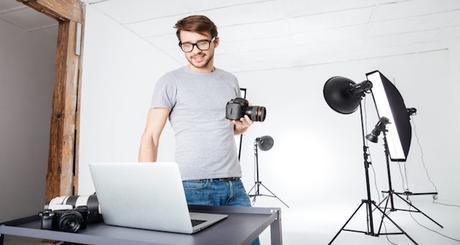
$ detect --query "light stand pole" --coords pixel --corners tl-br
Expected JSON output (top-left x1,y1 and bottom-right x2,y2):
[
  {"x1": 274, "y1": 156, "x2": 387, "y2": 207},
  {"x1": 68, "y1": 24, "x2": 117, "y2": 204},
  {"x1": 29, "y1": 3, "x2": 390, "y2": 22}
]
[{"x1": 247, "y1": 136, "x2": 289, "y2": 208}]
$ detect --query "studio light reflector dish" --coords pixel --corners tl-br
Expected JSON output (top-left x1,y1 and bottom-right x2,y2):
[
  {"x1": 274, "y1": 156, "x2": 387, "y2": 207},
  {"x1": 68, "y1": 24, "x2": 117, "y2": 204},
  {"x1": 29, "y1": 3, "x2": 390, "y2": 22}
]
[
  {"x1": 366, "y1": 71, "x2": 411, "y2": 161},
  {"x1": 323, "y1": 76, "x2": 372, "y2": 114}
]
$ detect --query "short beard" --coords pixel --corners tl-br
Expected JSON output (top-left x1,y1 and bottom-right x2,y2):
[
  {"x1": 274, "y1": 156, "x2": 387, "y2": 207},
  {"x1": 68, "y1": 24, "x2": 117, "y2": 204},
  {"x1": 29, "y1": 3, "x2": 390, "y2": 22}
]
[{"x1": 187, "y1": 52, "x2": 214, "y2": 69}]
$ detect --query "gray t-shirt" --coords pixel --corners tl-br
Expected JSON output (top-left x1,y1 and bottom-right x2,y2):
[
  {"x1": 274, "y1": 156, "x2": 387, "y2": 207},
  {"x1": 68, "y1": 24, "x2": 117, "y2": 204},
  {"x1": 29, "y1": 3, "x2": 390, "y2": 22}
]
[{"x1": 151, "y1": 66, "x2": 241, "y2": 180}]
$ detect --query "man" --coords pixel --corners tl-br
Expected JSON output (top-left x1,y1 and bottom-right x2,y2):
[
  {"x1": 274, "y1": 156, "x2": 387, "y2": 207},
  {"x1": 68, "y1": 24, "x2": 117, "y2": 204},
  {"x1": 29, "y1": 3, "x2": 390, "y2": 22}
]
[{"x1": 139, "y1": 15, "x2": 257, "y2": 215}]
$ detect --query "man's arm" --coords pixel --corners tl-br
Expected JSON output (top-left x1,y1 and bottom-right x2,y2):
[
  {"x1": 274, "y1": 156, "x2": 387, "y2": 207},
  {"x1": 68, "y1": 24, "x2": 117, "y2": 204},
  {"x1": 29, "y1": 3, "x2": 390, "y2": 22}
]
[{"x1": 138, "y1": 108, "x2": 170, "y2": 162}]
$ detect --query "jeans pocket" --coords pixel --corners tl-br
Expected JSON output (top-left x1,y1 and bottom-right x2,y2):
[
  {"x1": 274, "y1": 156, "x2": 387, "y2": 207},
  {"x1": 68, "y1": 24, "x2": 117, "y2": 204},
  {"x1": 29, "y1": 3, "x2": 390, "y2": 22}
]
[{"x1": 183, "y1": 179, "x2": 210, "y2": 190}]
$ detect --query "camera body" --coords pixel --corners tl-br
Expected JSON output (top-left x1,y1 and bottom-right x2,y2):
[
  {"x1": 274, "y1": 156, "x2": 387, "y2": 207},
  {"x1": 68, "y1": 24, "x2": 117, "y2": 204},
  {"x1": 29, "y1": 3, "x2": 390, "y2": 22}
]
[
  {"x1": 39, "y1": 205, "x2": 89, "y2": 233},
  {"x1": 226, "y1": 97, "x2": 266, "y2": 122},
  {"x1": 39, "y1": 194, "x2": 102, "y2": 233}
]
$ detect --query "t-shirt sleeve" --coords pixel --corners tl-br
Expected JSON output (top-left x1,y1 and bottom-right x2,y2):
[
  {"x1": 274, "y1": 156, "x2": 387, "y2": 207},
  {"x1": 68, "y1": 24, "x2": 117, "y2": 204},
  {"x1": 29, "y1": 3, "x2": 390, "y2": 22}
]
[
  {"x1": 232, "y1": 75, "x2": 241, "y2": 97},
  {"x1": 150, "y1": 74, "x2": 177, "y2": 109}
]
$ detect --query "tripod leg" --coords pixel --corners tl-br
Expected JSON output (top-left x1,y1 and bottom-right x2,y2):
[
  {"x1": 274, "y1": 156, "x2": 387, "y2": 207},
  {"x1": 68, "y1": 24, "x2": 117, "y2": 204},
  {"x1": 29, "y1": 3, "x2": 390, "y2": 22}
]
[
  {"x1": 394, "y1": 193, "x2": 443, "y2": 228},
  {"x1": 377, "y1": 196, "x2": 390, "y2": 234},
  {"x1": 248, "y1": 184, "x2": 257, "y2": 195},
  {"x1": 259, "y1": 183, "x2": 290, "y2": 208},
  {"x1": 373, "y1": 194, "x2": 389, "y2": 213},
  {"x1": 377, "y1": 194, "x2": 389, "y2": 208},
  {"x1": 329, "y1": 202, "x2": 365, "y2": 245},
  {"x1": 251, "y1": 195, "x2": 257, "y2": 204},
  {"x1": 372, "y1": 203, "x2": 419, "y2": 245}
]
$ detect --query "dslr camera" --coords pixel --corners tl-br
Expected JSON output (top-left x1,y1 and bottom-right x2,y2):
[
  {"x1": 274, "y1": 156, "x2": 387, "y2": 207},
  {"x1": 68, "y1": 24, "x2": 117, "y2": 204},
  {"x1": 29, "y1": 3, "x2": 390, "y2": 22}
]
[
  {"x1": 38, "y1": 194, "x2": 102, "y2": 233},
  {"x1": 226, "y1": 97, "x2": 266, "y2": 122},
  {"x1": 39, "y1": 205, "x2": 90, "y2": 233}
]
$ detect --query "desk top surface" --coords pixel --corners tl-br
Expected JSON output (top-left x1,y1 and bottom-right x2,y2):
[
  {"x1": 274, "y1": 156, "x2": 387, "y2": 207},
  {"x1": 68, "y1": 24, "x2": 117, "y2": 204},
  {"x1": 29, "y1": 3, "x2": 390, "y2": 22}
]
[{"x1": 1, "y1": 205, "x2": 281, "y2": 245}]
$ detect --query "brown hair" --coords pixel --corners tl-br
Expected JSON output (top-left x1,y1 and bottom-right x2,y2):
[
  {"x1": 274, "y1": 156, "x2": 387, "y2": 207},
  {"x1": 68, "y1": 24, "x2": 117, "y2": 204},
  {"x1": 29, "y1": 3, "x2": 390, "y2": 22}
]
[{"x1": 174, "y1": 15, "x2": 218, "y2": 41}]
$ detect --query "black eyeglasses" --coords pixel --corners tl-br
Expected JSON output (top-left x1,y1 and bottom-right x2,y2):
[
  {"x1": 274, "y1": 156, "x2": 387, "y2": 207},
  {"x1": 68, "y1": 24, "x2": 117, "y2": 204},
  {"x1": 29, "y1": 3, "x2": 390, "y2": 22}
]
[{"x1": 178, "y1": 38, "x2": 214, "y2": 53}]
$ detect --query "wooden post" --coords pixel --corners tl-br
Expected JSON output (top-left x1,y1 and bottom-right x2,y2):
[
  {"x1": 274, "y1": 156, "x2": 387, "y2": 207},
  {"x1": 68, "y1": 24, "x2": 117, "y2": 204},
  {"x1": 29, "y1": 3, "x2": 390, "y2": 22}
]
[{"x1": 17, "y1": 0, "x2": 84, "y2": 200}]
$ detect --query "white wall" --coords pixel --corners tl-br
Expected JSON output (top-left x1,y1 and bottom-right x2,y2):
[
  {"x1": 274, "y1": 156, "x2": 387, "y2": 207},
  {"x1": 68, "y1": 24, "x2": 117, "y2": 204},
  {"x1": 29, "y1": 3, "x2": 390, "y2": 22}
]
[
  {"x1": 0, "y1": 20, "x2": 56, "y2": 222},
  {"x1": 78, "y1": 5, "x2": 460, "y2": 245},
  {"x1": 447, "y1": 40, "x2": 460, "y2": 124},
  {"x1": 233, "y1": 47, "x2": 460, "y2": 244},
  {"x1": 78, "y1": 6, "x2": 178, "y2": 194},
  {"x1": 236, "y1": 48, "x2": 460, "y2": 203}
]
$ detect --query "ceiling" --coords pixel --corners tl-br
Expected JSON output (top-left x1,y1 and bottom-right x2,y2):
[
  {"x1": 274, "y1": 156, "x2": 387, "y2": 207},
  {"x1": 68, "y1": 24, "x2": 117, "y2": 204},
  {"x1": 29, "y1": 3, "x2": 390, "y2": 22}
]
[
  {"x1": 0, "y1": 0, "x2": 57, "y2": 35},
  {"x1": 2, "y1": 0, "x2": 460, "y2": 72},
  {"x1": 82, "y1": 0, "x2": 460, "y2": 72}
]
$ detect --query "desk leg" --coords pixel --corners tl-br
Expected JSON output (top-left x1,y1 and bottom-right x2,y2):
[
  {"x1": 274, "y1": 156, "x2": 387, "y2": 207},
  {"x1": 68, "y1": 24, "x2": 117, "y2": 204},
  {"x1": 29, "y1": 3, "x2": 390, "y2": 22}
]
[
  {"x1": 270, "y1": 211, "x2": 282, "y2": 245},
  {"x1": 0, "y1": 233, "x2": 4, "y2": 245}
]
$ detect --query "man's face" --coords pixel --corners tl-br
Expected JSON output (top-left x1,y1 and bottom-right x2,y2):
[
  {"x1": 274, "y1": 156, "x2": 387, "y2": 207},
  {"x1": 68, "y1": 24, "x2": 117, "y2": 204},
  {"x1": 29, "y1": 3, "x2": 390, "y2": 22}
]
[{"x1": 179, "y1": 31, "x2": 219, "y2": 69}]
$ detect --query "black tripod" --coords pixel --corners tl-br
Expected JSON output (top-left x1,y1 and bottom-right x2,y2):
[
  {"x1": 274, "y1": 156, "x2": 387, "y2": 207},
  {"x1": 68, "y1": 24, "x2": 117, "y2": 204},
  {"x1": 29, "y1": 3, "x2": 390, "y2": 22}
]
[
  {"x1": 329, "y1": 105, "x2": 418, "y2": 245},
  {"x1": 375, "y1": 130, "x2": 443, "y2": 229},
  {"x1": 247, "y1": 136, "x2": 289, "y2": 208}
]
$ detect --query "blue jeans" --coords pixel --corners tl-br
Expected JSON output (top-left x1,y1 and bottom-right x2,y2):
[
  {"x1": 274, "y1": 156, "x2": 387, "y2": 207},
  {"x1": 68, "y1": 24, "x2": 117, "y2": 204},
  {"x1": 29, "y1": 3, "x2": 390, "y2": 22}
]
[{"x1": 183, "y1": 178, "x2": 260, "y2": 245}]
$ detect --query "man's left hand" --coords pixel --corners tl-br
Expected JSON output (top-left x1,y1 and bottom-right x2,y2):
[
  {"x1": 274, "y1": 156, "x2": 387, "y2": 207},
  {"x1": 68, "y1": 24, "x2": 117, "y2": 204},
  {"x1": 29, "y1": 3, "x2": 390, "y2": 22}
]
[{"x1": 232, "y1": 115, "x2": 253, "y2": 135}]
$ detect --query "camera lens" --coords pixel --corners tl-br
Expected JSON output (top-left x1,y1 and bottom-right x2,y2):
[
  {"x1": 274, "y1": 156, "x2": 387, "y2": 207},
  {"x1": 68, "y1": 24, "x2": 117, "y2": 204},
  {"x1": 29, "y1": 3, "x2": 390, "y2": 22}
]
[
  {"x1": 58, "y1": 211, "x2": 83, "y2": 233},
  {"x1": 246, "y1": 106, "x2": 266, "y2": 122}
]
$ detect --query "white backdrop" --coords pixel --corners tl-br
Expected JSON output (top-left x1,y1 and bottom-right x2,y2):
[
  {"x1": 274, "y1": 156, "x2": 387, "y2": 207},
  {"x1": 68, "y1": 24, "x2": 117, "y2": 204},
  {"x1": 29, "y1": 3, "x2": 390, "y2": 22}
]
[
  {"x1": 78, "y1": 7, "x2": 177, "y2": 194},
  {"x1": 78, "y1": 6, "x2": 460, "y2": 245}
]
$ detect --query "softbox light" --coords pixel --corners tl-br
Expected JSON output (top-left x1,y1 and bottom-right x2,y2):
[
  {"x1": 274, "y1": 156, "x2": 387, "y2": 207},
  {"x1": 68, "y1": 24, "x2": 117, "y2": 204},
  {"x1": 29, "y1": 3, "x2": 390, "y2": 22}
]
[{"x1": 366, "y1": 71, "x2": 411, "y2": 161}]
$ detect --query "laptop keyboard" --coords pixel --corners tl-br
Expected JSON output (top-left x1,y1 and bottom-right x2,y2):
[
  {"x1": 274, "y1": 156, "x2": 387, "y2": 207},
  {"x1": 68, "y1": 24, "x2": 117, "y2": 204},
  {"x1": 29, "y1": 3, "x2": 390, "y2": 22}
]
[{"x1": 191, "y1": 219, "x2": 206, "y2": 227}]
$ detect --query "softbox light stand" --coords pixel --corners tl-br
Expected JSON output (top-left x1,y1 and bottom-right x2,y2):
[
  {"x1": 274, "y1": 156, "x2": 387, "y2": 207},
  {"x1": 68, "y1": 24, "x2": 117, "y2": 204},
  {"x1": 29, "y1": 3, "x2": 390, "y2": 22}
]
[
  {"x1": 328, "y1": 104, "x2": 418, "y2": 245},
  {"x1": 387, "y1": 112, "x2": 439, "y2": 200},
  {"x1": 375, "y1": 128, "x2": 443, "y2": 229},
  {"x1": 247, "y1": 137, "x2": 289, "y2": 208},
  {"x1": 365, "y1": 71, "x2": 444, "y2": 229}
]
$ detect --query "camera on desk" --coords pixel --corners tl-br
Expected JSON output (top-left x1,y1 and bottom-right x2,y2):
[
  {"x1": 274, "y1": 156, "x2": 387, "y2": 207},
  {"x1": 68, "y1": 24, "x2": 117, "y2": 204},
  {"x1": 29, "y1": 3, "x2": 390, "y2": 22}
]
[
  {"x1": 39, "y1": 205, "x2": 90, "y2": 233},
  {"x1": 38, "y1": 194, "x2": 102, "y2": 233}
]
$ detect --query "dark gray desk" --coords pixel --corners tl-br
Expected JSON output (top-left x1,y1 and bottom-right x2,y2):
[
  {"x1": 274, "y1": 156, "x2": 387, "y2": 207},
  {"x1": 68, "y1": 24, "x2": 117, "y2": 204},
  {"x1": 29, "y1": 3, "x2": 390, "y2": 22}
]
[{"x1": 0, "y1": 205, "x2": 282, "y2": 245}]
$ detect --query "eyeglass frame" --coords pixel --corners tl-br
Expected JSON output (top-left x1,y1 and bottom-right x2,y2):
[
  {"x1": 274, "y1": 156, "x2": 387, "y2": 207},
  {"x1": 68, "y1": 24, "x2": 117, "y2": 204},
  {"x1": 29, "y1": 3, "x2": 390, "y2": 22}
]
[{"x1": 178, "y1": 37, "x2": 216, "y2": 53}]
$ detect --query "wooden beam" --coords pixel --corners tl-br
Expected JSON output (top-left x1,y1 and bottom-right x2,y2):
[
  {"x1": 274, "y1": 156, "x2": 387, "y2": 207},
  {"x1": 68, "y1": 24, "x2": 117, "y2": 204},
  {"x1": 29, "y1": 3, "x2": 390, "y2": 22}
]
[
  {"x1": 17, "y1": 0, "x2": 85, "y2": 200},
  {"x1": 17, "y1": 0, "x2": 82, "y2": 23},
  {"x1": 46, "y1": 20, "x2": 81, "y2": 200},
  {"x1": 73, "y1": 4, "x2": 86, "y2": 195}
]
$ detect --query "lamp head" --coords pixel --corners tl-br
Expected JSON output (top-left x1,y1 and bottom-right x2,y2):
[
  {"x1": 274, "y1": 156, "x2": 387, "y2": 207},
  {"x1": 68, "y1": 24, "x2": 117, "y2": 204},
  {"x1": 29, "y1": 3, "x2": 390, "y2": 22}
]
[
  {"x1": 323, "y1": 76, "x2": 373, "y2": 114},
  {"x1": 366, "y1": 117, "x2": 390, "y2": 143},
  {"x1": 255, "y1": 136, "x2": 274, "y2": 151},
  {"x1": 365, "y1": 134, "x2": 379, "y2": 143}
]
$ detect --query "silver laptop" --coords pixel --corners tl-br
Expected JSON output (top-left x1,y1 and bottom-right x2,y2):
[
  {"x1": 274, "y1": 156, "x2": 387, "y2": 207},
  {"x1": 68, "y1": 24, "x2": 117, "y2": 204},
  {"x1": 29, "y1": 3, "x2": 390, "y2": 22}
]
[{"x1": 89, "y1": 162, "x2": 227, "y2": 234}]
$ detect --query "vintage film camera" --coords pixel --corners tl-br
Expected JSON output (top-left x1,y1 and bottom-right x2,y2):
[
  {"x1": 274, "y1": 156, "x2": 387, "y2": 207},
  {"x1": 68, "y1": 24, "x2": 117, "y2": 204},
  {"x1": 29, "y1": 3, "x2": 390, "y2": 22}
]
[
  {"x1": 38, "y1": 194, "x2": 102, "y2": 233},
  {"x1": 226, "y1": 97, "x2": 266, "y2": 122}
]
